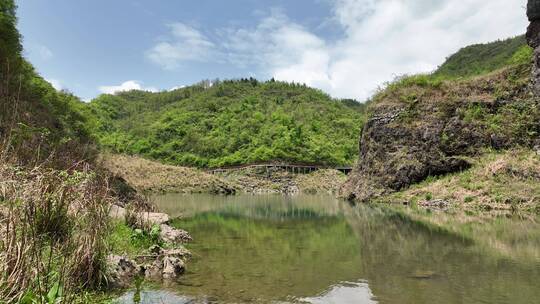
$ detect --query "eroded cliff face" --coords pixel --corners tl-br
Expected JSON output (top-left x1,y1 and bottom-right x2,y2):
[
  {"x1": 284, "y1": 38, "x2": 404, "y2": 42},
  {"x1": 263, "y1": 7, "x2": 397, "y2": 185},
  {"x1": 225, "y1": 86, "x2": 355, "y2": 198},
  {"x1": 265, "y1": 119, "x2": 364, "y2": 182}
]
[
  {"x1": 527, "y1": 0, "x2": 540, "y2": 94},
  {"x1": 340, "y1": 65, "x2": 539, "y2": 203}
]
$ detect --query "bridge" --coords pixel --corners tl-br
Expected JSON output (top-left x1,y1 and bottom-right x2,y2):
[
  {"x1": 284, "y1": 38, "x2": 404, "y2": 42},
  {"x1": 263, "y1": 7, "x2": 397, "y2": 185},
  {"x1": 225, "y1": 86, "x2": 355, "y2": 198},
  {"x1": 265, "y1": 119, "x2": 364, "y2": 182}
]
[{"x1": 207, "y1": 163, "x2": 354, "y2": 175}]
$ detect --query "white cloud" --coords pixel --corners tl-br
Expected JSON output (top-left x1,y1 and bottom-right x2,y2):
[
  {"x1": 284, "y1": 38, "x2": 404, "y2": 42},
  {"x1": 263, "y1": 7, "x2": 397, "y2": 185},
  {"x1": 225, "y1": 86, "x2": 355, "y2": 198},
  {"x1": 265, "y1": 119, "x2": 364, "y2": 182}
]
[
  {"x1": 99, "y1": 80, "x2": 158, "y2": 94},
  {"x1": 147, "y1": 23, "x2": 217, "y2": 69},
  {"x1": 38, "y1": 45, "x2": 53, "y2": 60},
  {"x1": 26, "y1": 44, "x2": 53, "y2": 61},
  {"x1": 315, "y1": 0, "x2": 528, "y2": 99},
  {"x1": 169, "y1": 85, "x2": 186, "y2": 91},
  {"x1": 147, "y1": 0, "x2": 528, "y2": 100},
  {"x1": 46, "y1": 78, "x2": 62, "y2": 90}
]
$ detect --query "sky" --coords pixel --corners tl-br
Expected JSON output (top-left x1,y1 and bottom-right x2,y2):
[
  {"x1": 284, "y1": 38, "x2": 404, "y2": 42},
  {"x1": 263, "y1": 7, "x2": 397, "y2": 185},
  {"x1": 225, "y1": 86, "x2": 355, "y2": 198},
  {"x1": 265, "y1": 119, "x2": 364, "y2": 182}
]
[{"x1": 18, "y1": 0, "x2": 528, "y2": 102}]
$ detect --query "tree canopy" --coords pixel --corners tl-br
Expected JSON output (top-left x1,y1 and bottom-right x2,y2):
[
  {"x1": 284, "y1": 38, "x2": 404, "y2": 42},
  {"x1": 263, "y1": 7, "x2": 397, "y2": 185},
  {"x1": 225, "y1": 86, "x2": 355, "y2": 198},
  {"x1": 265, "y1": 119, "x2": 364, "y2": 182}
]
[{"x1": 85, "y1": 79, "x2": 367, "y2": 168}]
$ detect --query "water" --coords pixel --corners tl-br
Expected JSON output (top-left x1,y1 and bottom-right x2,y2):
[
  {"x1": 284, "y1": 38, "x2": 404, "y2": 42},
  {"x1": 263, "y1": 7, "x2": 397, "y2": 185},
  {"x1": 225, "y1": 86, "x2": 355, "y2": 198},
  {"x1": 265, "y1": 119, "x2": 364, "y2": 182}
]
[{"x1": 116, "y1": 194, "x2": 540, "y2": 304}]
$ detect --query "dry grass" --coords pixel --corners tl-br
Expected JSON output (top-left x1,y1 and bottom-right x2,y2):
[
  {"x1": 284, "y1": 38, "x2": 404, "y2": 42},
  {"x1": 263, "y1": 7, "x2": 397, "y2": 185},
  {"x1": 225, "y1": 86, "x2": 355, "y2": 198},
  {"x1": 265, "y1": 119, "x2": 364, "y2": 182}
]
[
  {"x1": 372, "y1": 64, "x2": 530, "y2": 113},
  {"x1": 295, "y1": 169, "x2": 347, "y2": 194},
  {"x1": 384, "y1": 149, "x2": 540, "y2": 215},
  {"x1": 99, "y1": 153, "x2": 234, "y2": 194},
  {"x1": 0, "y1": 162, "x2": 113, "y2": 303},
  {"x1": 97, "y1": 153, "x2": 346, "y2": 196}
]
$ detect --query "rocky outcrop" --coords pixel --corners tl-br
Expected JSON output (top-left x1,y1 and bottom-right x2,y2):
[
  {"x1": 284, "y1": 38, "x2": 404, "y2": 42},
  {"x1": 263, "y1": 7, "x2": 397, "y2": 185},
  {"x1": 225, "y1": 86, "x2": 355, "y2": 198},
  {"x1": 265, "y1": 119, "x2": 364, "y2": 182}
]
[
  {"x1": 341, "y1": 104, "x2": 474, "y2": 202},
  {"x1": 141, "y1": 212, "x2": 169, "y2": 226},
  {"x1": 109, "y1": 204, "x2": 192, "y2": 244},
  {"x1": 107, "y1": 255, "x2": 141, "y2": 288},
  {"x1": 340, "y1": 66, "x2": 537, "y2": 203},
  {"x1": 159, "y1": 224, "x2": 192, "y2": 243},
  {"x1": 142, "y1": 247, "x2": 190, "y2": 280},
  {"x1": 107, "y1": 247, "x2": 190, "y2": 287},
  {"x1": 107, "y1": 203, "x2": 193, "y2": 288},
  {"x1": 528, "y1": 0, "x2": 540, "y2": 95}
]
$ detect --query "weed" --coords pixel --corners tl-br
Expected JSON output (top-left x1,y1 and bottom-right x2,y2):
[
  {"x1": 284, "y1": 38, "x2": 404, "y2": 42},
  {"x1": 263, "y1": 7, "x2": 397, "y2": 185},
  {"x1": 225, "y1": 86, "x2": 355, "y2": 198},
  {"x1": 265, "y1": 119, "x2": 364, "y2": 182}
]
[{"x1": 464, "y1": 196, "x2": 475, "y2": 203}]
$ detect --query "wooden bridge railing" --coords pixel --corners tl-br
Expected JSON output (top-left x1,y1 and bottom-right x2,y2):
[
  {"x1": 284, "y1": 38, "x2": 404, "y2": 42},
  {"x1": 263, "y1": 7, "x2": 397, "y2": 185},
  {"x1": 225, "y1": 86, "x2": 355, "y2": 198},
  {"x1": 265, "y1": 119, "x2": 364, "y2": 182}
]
[{"x1": 207, "y1": 163, "x2": 353, "y2": 175}]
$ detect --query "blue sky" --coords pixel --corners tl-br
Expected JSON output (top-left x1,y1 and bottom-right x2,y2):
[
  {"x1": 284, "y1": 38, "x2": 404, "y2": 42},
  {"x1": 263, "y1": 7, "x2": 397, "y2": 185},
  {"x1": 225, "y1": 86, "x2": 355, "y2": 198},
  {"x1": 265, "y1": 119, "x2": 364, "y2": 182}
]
[{"x1": 18, "y1": 0, "x2": 527, "y2": 102}]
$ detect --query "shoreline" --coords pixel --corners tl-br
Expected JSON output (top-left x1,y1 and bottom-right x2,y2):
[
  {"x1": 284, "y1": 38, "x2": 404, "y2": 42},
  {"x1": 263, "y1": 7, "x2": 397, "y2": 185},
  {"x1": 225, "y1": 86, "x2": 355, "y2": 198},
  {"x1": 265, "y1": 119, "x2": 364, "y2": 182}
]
[{"x1": 100, "y1": 153, "x2": 348, "y2": 196}]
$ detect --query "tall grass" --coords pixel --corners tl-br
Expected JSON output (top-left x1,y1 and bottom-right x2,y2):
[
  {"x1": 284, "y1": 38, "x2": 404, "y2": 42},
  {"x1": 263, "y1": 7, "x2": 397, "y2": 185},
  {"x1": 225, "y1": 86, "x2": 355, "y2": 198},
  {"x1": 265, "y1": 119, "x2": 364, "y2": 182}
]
[
  {"x1": 0, "y1": 163, "x2": 113, "y2": 303},
  {"x1": 0, "y1": 59, "x2": 114, "y2": 303}
]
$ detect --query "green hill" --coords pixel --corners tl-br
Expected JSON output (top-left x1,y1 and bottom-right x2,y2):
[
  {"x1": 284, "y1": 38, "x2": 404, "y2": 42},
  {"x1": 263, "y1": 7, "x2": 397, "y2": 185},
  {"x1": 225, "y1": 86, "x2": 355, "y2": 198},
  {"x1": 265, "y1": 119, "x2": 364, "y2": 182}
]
[
  {"x1": 434, "y1": 35, "x2": 531, "y2": 78},
  {"x1": 86, "y1": 79, "x2": 366, "y2": 168},
  {"x1": 0, "y1": 0, "x2": 93, "y2": 166}
]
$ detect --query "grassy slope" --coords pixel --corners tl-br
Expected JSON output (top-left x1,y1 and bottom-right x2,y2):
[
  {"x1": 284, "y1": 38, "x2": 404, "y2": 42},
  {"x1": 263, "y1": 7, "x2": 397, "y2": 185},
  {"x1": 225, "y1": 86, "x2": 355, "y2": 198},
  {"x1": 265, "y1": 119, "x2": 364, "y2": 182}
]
[
  {"x1": 85, "y1": 80, "x2": 366, "y2": 168},
  {"x1": 1, "y1": 0, "x2": 94, "y2": 168},
  {"x1": 379, "y1": 149, "x2": 540, "y2": 214},
  {"x1": 434, "y1": 35, "x2": 529, "y2": 78},
  {"x1": 367, "y1": 36, "x2": 540, "y2": 216},
  {"x1": 102, "y1": 153, "x2": 347, "y2": 195},
  {"x1": 99, "y1": 153, "x2": 233, "y2": 194}
]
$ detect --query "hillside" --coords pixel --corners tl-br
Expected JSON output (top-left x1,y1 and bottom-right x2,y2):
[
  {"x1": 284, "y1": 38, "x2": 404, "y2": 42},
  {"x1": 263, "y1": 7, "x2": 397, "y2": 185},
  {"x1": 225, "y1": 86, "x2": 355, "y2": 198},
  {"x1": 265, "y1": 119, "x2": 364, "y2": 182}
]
[
  {"x1": 85, "y1": 80, "x2": 366, "y2": 168},
  {"x1": 99, "y1": 153, "x2": 235, "y2": 194},
  {"x1": 0, "y1": 1, "x2": 116, "y2": 301},
  {"x1": 434, "y1": 35, "x2": 530, "y2": 78},
  {"x1": 0, "y1": 1, "x2": 93, "y2": 167},
  {"x1": 341, "y1": 36, "x2": 540, "y2": 215}
]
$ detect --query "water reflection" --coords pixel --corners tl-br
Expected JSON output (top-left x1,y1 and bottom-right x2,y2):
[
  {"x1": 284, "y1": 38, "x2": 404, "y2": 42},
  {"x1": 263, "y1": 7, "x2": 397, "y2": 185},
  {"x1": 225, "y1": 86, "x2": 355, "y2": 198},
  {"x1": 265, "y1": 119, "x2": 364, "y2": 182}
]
[
  {"x1": 301, "y1": 281, "x2": 376, "y2": 304},
  {"x1": 116, "y1": 194, "x2": 540, "y2": 304},
  {"x1": 114, "y1": 290, "x2": 191, "y2": 304},
  {"x1": 152, "y1": 193, "x2": 343, "y2": 219}
]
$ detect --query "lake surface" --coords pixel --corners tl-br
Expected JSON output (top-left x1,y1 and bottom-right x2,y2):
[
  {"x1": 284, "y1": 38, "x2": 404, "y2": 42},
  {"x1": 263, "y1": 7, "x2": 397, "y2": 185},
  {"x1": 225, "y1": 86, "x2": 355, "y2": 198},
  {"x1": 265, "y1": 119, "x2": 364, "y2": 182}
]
[{"x1": 115, "y1": 194, "x2": 540, "y2": 304}]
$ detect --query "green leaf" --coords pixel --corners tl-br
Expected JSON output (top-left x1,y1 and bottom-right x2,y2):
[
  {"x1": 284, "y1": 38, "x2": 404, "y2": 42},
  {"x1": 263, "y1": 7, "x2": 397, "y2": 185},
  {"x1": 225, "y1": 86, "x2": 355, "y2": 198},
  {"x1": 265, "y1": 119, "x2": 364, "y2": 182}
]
[{"x1": 47, "y1": 281, "x2": 60, "y2": 304}]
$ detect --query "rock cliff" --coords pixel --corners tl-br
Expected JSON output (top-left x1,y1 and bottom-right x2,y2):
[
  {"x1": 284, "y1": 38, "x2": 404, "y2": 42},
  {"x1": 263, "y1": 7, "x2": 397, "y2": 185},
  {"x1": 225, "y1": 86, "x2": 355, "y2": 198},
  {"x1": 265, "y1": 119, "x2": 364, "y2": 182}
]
[
  {"x1": 341, "y1": 64, "x2": 539, "y2": 203},
  {"x1": 527, "y1": 0, "x2": 540, "y2": 94}
]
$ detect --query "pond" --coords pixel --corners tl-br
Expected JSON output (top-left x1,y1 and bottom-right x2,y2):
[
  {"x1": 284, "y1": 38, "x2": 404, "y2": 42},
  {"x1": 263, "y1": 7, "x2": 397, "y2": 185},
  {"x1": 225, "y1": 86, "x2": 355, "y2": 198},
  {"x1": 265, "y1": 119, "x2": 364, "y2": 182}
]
[{"x1": 115, "y1": 194, "x2": 540, "y2": 304}]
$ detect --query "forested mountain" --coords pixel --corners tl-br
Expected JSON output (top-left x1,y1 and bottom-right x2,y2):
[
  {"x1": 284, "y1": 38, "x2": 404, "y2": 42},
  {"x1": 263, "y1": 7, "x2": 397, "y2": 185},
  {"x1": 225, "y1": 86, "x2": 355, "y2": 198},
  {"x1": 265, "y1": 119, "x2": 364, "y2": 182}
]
[{"x1": 85, "y1": 79, "x2": 366, "y2": 168}]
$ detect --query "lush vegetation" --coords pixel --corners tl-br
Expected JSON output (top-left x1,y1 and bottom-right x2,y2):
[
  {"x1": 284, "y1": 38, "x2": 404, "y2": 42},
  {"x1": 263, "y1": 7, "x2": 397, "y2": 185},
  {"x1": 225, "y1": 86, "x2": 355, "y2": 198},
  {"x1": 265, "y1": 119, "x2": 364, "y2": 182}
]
[
  {"x1": 0, "y1": 0, "x2": 93, "y2": 167},
  {"x1": 434, "y1": 35, "x2": 530, "y2": 78},
  {"x1": 378, "y1": 35, "x2": 532, "y2": 97},
  {"x1": 85, "y1": 35, "x2": 532, "y2": 170},
  {"x1": 85, "y1": 79, "x2": 366, "y2": 168},
  {"x1": 0, "y1": 2, "x2": 115, "y2": 302}
]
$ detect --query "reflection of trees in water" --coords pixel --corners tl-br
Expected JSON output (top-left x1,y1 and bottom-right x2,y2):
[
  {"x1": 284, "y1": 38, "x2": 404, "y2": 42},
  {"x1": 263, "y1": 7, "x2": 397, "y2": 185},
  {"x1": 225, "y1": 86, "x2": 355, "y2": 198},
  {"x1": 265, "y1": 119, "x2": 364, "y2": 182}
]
[
  {"x1": 341, "y1": 205, "x2": 540, "y2": 304},
  {"x1": 175, "y1": 212, "x2": 365, "y2": 302},
  {"x1": 160, "y1": 193, "x2": 343, "y2": 219},
  {"x1": 158, "y1": 194, "x2": 540, "y2": 304}
]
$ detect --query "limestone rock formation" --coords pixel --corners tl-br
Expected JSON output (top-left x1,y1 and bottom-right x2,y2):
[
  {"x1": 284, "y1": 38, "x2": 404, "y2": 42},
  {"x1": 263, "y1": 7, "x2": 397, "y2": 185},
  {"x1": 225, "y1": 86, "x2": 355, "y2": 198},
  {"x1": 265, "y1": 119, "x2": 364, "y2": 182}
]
[
  {"x1": 143, "y1": 247, "x2": 190, "y2": 280},
  {"x1": 107, "y1": 255, "x2": 141, "y2": 288},
  {"x1": 159, "y1": 224, "x2": 192, "y2": 243},
  {"x1": 141, "y1": 211, "x2": 170, "y2": 226},
  {"x1": 107, "y1": 246, "x2": 190, "y2": 287},
  {"x1": 340, "y1": 103, "x2": 475, "y2": 203},
  {"x1": 527, "y1": 0, "x2": 540, "y2": 94},
  {"x1": 340, "y1": 66, "x2": 536, "y2": 203}
]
